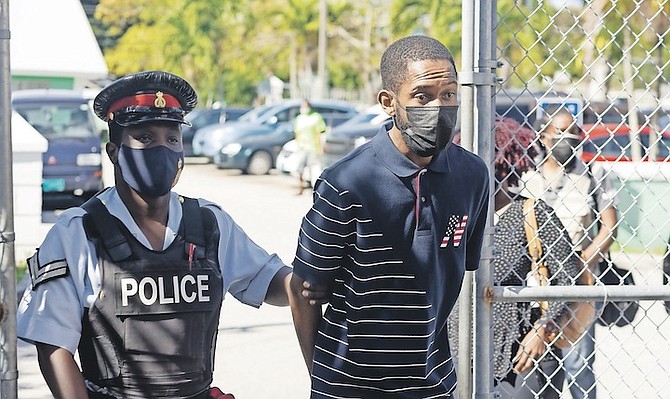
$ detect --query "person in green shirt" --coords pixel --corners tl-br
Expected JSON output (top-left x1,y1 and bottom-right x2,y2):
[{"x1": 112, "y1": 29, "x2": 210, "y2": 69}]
[{"x1": 293, "y1": 99, "x2": 326, "y2": 194}]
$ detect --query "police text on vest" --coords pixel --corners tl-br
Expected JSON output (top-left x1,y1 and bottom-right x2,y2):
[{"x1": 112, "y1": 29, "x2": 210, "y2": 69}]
[{"x1": 120, "y1": 275, "x2": 210, "y2": 307}]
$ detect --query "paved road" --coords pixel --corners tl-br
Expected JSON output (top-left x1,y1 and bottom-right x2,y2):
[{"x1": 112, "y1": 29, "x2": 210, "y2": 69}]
[{"x1": 15, "y1": 161, "x2": 670, "y2": 399}]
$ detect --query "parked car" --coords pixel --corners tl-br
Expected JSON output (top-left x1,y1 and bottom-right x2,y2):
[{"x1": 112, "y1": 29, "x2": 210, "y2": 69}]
[
  {"x1": 276, "y1": 139, "x2": 302, "y2": 176},
  {"x1": 192, "y1": 103, "x2": 273, "y2": 159},
  {"x1": 193, "y1": 100, "x2": 357, "y2": 162},
  {"x1": 321, "y1": 104, "x2": 392, "y2": 169},
  {"x1": 581, "y1": 102, "x2": 670, "y2": 162},
  {"x1": 182, "y1": 106, "x2": 250, "y2": 156},
  {"x1": 199, "y1": 99, "x2": 358, "y2": 174},
  {"x1": 214, "y1": 124, "x2": 296, "y2": 175},
  {"x1": 275, "y1": 138, "x2": 324, "y2": 188},
  {"x1": 12, "y1": 89, "x2": 104, "y2": 210},
  {"x1": 581, "y1": 124, "x2": 670, "y2": 162}
]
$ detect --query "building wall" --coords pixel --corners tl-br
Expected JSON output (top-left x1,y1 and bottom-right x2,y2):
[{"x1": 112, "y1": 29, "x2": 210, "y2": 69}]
[
  {"x1": 11, "y1": 112, "x2": 49, "y2": 261},
  {"x1": 11, "y1": 75, "x2": 75, "y2": 90}
]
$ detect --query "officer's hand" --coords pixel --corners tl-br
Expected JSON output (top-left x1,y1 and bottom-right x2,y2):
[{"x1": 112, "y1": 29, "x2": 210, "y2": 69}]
[{"x1": 301, "y1": 280, "x2": 331, "y2": 305}]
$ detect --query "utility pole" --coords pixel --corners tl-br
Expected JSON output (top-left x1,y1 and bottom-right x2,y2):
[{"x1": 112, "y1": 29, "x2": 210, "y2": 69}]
[
  {"x1": 317, "y1": 0, "x2": 327, "y2": 99},
  {"x1": 0, "y1": 0, "x2": 18, "y2": 396}
]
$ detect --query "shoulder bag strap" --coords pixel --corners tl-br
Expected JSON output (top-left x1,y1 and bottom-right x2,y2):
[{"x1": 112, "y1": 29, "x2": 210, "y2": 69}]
[
  {"x1": 523, "y1": 198, "x2": 543, "y2": 266},
  {"x1": 523, "y1": 198, "x2": 550, "y2": 314}
]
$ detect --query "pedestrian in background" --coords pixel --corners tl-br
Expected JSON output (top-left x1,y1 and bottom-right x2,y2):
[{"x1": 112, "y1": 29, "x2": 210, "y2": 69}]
[
  {"x1": 289, "y1": 35, "x2": 490, "y2": 398},
  {"x1": 449, "y1": 116, "x2": 581, "y2": 399},
  {"x1": 15, "y1": 70, "x2": 325, "y2": 399},
  {"x1": 293, "y1": 99, "x2": 326, "y2": 194},
  {"x1": 521, "y1": 105, "x2": 618, "y2": 399}
]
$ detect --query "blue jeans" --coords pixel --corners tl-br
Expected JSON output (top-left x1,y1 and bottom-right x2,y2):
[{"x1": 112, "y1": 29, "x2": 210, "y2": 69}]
[{"x1": 562, "y1": 322, "x2": 596, "y2": 399}]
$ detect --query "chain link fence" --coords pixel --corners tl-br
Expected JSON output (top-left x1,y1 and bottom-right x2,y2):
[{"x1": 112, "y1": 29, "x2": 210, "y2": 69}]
[{"x1": 461, "y1": 1, "x2": 670, "y2": 398}]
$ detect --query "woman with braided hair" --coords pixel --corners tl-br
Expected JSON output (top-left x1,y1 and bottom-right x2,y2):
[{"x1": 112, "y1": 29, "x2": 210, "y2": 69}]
[{"x1": 449, "y1": 117, "x2": 581, "y2": 399}]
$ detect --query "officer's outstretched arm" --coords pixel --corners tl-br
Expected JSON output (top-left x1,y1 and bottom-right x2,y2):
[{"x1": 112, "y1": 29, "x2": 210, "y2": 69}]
[
  {"x1": 264, "y1": 266, "x2": 292, "y2": 306},
  {"x1": 36, "y1": 343, "x2": 88, "y2": 399},
  {"x1": 263, "y1": 267, "x2": 331, "y2": 307}
]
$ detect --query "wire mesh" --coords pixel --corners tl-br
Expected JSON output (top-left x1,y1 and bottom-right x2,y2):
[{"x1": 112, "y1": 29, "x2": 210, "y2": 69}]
[{"x1": 478, "y1": 1, "x2": 670, "y2": 398}]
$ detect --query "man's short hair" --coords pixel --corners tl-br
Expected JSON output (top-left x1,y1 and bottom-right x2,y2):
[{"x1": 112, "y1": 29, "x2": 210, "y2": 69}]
[{"x1": 380, "y1": 35, "x2": 457, "y2": 93}]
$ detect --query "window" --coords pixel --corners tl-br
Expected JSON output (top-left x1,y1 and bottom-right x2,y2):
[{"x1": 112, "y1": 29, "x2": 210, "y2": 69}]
[{"x1": 16, "y1": 103, "x2": 96, "y2": 139}]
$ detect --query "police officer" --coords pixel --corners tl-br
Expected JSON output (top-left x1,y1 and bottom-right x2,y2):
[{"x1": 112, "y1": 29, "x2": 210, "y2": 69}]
[{"x1": 17, "y1": 71, "x2": 296, "y2": 399}]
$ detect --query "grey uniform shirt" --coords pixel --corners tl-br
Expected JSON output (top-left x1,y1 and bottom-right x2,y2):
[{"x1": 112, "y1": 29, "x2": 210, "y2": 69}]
[{"x1": 17, "y1": 187, "x2": 285, "y2": 354}]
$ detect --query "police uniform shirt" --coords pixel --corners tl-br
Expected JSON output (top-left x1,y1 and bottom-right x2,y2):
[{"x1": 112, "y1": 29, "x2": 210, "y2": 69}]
[
  {"x1": 292, "y1": 124, "x2": 490, "y2": 398},
  {"x1": 17, "y1": 187, "x2": 285, "y2": 354}
]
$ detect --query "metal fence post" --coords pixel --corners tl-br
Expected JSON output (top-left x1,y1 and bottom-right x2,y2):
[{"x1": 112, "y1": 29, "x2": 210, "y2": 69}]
[
  {"x1": 473, "y1": 0, "x2": 497, "y2": 398},
  {"x1": 0, "y1": 0, "x2": 18, "y2": 397},
  {"x1": 457, "y1": 1, "x2": 477, "y2": 398}
]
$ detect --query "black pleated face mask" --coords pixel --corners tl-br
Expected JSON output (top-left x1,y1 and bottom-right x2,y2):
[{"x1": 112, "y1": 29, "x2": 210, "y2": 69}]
[
  {"x1": 548, "y1": 132, "x2": 581, "y2": 167},
  {"x1": 394, "y1": 105, "x2": 459, "y2": 157},
  {"x1": 118, "y1": 144, "x2": 184, "y2": 197}
]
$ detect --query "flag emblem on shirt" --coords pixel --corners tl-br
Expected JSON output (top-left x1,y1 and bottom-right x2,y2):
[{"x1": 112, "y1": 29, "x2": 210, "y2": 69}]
[{"x1": 441, "y1": 214, "x2": 468, "y2": 248}]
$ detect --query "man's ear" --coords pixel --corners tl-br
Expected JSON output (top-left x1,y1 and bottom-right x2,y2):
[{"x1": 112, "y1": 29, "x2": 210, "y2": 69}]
[
  {"x1": 106, "y1": 142, "x2": 119, "y2": 164},
  {"x1": 378, "y1": 90, "x2": 396, "y2": 117}
]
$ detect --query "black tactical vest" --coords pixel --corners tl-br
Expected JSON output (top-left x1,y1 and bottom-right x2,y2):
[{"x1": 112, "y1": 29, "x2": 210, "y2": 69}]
[{"x1": 79, "y1": 196, "x2": 223, "y2": 399}]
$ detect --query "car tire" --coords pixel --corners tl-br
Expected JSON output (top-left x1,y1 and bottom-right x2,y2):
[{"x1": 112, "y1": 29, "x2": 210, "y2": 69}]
[{"x1": 245, "y1": 151, "x2": 273, "y2": 175}]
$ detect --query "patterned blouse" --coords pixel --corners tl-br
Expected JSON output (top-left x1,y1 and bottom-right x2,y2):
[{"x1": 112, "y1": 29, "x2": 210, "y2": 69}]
[{"x1": 449, "y1": 196, "x2": 581, "y2": 382}]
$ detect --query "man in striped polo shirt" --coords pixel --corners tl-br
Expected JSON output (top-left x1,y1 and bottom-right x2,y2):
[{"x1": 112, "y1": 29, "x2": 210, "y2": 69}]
[{"x1": 290, "y1": 35, "x2": 490, "y2": 398}]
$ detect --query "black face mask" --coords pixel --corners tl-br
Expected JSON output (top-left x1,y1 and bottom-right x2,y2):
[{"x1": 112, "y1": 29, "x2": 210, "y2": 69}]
[
  {"x1": 394, "y1": 105, "x2": 459, "y2": 157},
  {"x1": 550, "y1": 136, "x2": 580, "y2": 167},
  {"x1": 118, "y1": 144, "x2": 184, "y2": 197}
]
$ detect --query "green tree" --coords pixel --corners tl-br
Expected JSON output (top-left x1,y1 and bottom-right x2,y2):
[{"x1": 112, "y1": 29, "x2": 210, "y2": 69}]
[
  {"x1": 258, "y1": 0, "x2": 369, "y2": 99},
  {"x1": 389, "y1": 0, "x2": 462, "y2": 61},
  {"x1": 91, "y1": 0, "x2": 405, "y2": 105},
  {"x1": 96, "y1": 0, "x2": 256, "y2": 105},
  {"x1": 388, "y1": 0, "x2": 557, "y2": 90},
  {"x1": 597, "y1": 0, "x2": 670, "y2": 94}
]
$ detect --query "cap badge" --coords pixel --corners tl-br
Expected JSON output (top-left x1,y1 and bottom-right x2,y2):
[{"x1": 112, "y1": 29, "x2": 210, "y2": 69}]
[{"x1": 154, "y1": 91, "x2": 167, "y2": 108}]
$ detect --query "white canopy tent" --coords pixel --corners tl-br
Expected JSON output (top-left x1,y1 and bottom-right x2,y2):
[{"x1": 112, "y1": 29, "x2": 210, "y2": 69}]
[{"x1": 9, "y1": 0, "x2": 109, "y2": 89}]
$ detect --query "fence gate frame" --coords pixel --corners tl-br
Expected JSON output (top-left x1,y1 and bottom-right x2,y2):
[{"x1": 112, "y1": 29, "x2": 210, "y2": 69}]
[{"x1": 460, "y1": 1, "x2": 670, "y2": 399}]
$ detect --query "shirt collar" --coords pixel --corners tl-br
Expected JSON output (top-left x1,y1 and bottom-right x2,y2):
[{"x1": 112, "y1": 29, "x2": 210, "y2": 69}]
[
  {"x1": 371, "y1": 123, "x2": 452, "y2": 177},
  {"x1": 99, "y1": 187, "x2": 182, "y2": 250}
]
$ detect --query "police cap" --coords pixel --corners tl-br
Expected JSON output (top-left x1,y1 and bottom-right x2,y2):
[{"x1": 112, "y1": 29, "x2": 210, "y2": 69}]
[{"x1": 93, "y1": 70, "x2": 198, "y2": 127}]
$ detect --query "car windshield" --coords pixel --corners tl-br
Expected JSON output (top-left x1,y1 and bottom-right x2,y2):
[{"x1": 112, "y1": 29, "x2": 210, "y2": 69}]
[
  {"x1": 187, "y1": 110, "x2": 221, "y2": 129},
  {"x1": 15, "y1": 103, "x2": 96, "y2": 138},
  {"x1": 238, "y1": 104, "x2": 277, "y2": 123},
  {"x1": 225, "y1": 109, "x2": 248, "y2": 121}
]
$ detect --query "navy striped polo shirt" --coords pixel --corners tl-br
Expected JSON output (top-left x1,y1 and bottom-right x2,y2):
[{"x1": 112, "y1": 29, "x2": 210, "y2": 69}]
[{"x1": 293, "y1": 124, "x2": 490, "y2": 398}]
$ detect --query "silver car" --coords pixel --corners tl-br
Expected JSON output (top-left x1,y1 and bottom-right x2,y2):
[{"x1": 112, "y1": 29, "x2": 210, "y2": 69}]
[{"x1": 192, "y1": 99, "x2": 359, "y2": 167}]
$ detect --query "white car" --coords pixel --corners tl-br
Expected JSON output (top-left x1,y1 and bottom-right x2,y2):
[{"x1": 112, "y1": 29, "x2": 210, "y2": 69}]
[{"x1": 276, "y1": 139, "x2": 322, "y2": 188}]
